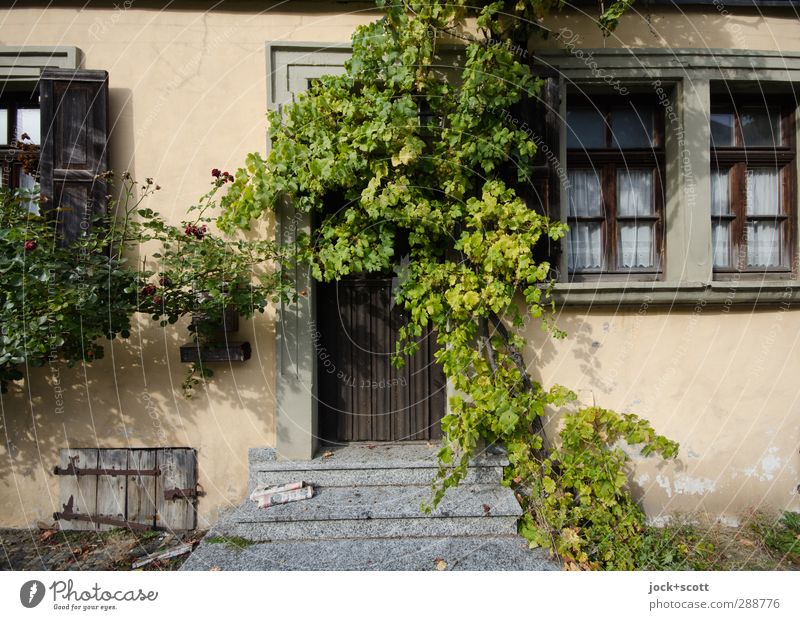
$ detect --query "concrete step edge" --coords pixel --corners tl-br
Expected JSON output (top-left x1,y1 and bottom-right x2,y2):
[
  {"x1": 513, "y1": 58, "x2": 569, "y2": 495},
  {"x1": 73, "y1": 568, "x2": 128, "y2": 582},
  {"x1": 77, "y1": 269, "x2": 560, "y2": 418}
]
[
  {"x1": 247, "y1": 460, "x2": 509, "y2": 471},
  {"x1": 214, "y1": 516, "x2": 520, "y2": 541}
]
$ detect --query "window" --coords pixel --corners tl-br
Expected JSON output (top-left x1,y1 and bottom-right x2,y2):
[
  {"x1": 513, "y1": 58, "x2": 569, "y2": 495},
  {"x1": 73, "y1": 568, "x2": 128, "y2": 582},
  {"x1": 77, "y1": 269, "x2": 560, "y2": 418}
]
[
  {"x1": 565, "y1": 95, "x2": 665, "y2": 280},
  {"x1": 0, "y1": 55, "x2": 108, "y2": 242},
  {"x1": 710, "y1": 97, "x2": 796, "y2": 277},
  {"x1": 0, "y1": 90, "x2": 40, "y2": 193}
]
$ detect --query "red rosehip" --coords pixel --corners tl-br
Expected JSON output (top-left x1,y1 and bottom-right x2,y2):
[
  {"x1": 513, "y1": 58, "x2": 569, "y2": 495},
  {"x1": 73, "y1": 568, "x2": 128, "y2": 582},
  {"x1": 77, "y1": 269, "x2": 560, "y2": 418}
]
[
  {"x1": 24, "y1": 239, "x2": 37, "y2": 252},
  {"x1": 184, "y1": 223, "x2": 206, "y2": 240}
]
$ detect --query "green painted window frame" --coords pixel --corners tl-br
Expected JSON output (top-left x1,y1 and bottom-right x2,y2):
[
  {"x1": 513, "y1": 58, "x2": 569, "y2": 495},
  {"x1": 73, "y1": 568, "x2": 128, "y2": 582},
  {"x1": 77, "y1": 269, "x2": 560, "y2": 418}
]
[{"x1": 535, "y1": 47, "x2": 800, "y2": 306}]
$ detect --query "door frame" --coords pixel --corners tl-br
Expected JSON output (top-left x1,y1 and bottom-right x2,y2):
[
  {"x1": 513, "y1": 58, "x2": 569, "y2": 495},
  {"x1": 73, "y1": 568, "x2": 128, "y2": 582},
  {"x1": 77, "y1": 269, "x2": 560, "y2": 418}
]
[
  {"x1": 269, "y1": 42, "x2": 350, "y2": 460},
  {"x1": 269, "y1": 42, "x2": 453, "y2": 458}
]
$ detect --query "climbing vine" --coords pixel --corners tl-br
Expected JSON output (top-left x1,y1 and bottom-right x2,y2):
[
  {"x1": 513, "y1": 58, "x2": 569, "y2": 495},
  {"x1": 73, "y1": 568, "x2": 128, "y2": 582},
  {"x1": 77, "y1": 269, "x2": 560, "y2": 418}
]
[{"x1": 218, "y1": 0, "x2": 678, "y2": 569}]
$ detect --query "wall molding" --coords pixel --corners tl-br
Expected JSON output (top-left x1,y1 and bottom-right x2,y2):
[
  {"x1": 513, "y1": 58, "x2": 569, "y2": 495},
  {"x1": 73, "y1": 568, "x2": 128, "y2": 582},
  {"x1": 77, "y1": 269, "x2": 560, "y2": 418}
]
[
  {"x1": 0, "y1": 46, "x2": 80, "y2": 81},
  {"x1": 534, "y1": 47, "x2": 800, "y2": 81}
]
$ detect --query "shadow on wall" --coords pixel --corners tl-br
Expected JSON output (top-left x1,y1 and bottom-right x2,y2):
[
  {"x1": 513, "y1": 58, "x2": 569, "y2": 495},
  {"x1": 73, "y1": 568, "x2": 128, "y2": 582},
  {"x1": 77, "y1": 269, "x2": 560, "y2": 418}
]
[
  {"x1": 544, "y1": 6, "x2": 783, "y2": 50},
  {"x1": 11, "y1": 0, "x2": 383, "y2": 16},
  {"x1": 109, "y1": 87, "x2": 136, "y2": 182},
  {"x1": 523, "y1": 303, "x2": 800, "y2": 513},
  {"x1": 0, "y1": 315, "x2": 278, "y2": 529},
  {"x1": 0, "y1": 309, "x2": 276, "y2": 467}
]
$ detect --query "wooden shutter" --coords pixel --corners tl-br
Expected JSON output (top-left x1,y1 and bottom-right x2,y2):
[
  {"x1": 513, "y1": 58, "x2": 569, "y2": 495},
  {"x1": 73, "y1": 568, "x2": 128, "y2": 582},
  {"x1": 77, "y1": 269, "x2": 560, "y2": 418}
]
[
  {"x1": 55, "y1": 448, "x2": 198, "y2": 531},
  {"x1": 39, "y1": 68, "x2": 109, "y2": 245},
  {"x1": 523, "y1": 69, "x2": 563, "y2": 269}
]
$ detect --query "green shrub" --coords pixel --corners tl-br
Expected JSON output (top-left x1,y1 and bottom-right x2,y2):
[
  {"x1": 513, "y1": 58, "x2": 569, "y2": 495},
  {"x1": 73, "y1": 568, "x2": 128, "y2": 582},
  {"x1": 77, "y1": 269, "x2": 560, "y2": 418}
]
[
  {"x1": 518, "y1": 407, "x2": 679, "y2": 570},
  {"x1": 0, "y1": 173, "x2": 288, "y2": 394}
]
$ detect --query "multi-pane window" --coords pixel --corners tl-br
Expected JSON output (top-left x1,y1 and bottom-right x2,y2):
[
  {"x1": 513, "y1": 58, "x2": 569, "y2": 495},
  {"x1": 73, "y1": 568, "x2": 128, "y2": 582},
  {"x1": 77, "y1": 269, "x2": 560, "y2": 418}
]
[
  {"x1": 710, "y1": 98, "x2": 795, "y2": 276},
  {"x1": 0, "y1": 91, "x2": 40, "y2": 192},
  {"x1": 565, "y1": 96, "x2": 665, "y2": 279}
]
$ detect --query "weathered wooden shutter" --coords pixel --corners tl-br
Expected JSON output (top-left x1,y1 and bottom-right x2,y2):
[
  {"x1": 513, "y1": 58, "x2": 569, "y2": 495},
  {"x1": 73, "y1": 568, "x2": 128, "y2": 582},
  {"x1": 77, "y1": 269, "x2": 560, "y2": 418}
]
[
  {"x1": 55, "y1": 448, "x2": 198, "y2": 531},
  {"x1": 39, "y1": 68, "x2": 109, "y2": 244},
  {"x1": 524, "y1": 69, "x2": 563, "y2": 271}
]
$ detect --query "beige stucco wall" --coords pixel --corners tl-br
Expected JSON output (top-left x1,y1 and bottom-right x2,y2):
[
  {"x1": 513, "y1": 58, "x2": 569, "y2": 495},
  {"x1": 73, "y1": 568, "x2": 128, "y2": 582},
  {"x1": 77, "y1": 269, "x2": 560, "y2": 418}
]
[
  {"x1": 527, "y1": 305, "x2": 800, "y2": 525},
  {"x1": 0, "y1": 3, "x2": 798, "y2": 528},
  {"x1": 540, "y1": 6, "x2": 800, "y2": 52}
]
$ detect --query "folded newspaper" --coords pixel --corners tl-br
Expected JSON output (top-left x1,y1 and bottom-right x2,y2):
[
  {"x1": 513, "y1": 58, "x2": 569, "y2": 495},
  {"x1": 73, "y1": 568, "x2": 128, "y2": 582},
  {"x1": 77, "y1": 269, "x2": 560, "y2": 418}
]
[{"x1": 249, "y1": 481, "x2": 314, "y2": 508}]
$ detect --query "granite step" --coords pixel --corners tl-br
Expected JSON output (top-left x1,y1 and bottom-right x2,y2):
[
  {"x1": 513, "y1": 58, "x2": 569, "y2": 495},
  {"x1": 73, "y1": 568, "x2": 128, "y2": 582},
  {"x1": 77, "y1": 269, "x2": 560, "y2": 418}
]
[
  {"x1": 214, "y1": 484, "x2": 521, "y2": 541},
  {"x1": 214, "y1": 514, "x2": 520, "y2": 541},
  {"x1": 247, "y1": 444, "x2": 508, "y2": 489},
  {"x1": 249, "y1": 464, "x2": 503, "y2": 488},
  {"x1": 182, "y1": 535, "x2": 559, "y2": 571},
  {"x1": 248, "y1": 444, "x2": 508, "y2": 468}
]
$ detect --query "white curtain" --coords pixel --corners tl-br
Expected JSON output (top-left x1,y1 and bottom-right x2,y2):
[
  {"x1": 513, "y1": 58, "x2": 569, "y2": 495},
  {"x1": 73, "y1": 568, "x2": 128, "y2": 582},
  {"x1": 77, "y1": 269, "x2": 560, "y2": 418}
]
[
  {"x1": 711, "y1": 170, "x2": 730, "y2": 268},
  {"x1": 746, "y1": 168, "x2": 781, "y2": 267},
  {"x1": 618, "y1": 224, "x2": 654, "y2": 268},
  {"x1": 0, "y1": 109, "x2": 7, "y2": 147},
  {"x1": 568, "y1": 169, "x2": 602, "y2": 217},
  {"x1": 617, "y1": 170, "x2": 654, "y2": 268},
  {"x1": 18, "y1": 172, "x2": 39, "y2": 214},
  {"x1": 747, "y1": 222, "x2": 781, "y2": 267},
  {"x1": 712, "y1": 224, "x2": 731, "y2": 268},
  {"x1": 568, "y1": 170, "x2": 603, "y2": 270},
  {"x1": 16, "y1": 108, "x2": 40, "y2": 144},
  {"x1": 711, "y1": 170, "x2": 730, "y2": 216},
  {"x1": 746, "y1": 168, "x2": 780, "y2": 215}
]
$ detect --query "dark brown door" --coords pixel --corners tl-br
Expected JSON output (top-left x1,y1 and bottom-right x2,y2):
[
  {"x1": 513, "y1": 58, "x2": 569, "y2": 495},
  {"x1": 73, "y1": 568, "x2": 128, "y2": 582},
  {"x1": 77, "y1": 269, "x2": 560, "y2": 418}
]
[{"x1": 316, "y1": 277, "x2": 445, "y2": 441}]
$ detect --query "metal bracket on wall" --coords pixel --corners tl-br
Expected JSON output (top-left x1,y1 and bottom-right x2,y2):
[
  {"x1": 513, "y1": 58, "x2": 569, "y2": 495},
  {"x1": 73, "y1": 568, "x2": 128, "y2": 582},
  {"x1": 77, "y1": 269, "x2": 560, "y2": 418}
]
[
  {"x1": 53, "y1": 496, "x2": 151, "y2": 531},
  {"x1": 163, "y1": 487, "x2": 199, "y2": 501}
]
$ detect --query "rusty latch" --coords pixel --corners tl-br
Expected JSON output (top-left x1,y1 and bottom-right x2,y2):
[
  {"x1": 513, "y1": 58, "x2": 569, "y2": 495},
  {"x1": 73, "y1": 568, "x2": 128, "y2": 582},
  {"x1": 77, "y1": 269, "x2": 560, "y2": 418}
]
[
  {"x1": 54, "y1": 495, "x2": 150, "y2": 531},
  {"x1": 54, "y1": 455, "x2": 160, "y2": 477},
  {"x1": 163, "y1": 487, "x2": 198, "y2": 501}
]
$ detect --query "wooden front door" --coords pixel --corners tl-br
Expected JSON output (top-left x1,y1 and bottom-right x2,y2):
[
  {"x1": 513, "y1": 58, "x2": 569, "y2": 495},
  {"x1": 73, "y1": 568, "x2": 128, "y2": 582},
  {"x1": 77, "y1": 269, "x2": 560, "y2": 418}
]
[{"x1": 316, "y1": 278, "x2": 445, "y2": 442}]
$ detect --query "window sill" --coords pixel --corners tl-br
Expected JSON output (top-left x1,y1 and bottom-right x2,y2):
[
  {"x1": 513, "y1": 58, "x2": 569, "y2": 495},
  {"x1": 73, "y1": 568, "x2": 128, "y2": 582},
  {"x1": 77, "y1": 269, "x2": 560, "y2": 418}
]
[{"x1": 547, "y1": 280, "x2": 800, "y2": 306}]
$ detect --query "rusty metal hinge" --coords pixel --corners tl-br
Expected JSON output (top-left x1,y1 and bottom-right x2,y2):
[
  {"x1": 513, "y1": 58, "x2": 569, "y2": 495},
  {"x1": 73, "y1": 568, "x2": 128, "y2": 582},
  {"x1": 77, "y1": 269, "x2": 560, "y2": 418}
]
[
  {"x1": 53, "y1": 496, "x2": 151, "y2": 531},
  {"x1": 163, "y1": 487, "x2": 198, "y2": 501}
]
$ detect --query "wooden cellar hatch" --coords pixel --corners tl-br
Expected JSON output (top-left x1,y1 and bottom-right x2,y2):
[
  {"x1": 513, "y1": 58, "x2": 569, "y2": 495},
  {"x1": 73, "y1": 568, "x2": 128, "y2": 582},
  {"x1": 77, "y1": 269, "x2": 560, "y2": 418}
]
[{"x1": 54, "y1": 448, "x2": 198, "y2": 531}]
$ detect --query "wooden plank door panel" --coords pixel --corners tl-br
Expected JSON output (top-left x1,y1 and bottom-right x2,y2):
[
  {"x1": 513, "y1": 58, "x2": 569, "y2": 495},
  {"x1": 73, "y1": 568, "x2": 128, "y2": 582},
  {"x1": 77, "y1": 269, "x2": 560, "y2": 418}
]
[
  {"x1": 95, "y1": 449, "x2": 128, "y2": 531},
  {"x1": 353, "y1": 283, "x2": 371, "y2": 441},
  {"x1": 317, "y1": 278, "x2": 445, "y2": 442},
  {"x1": 155, "y1": 449, "x2": 197, "y2": 531},
  {"x1": 126, "y1": 450, "x2": 157, "y2": 528},
  {"x1": 58, "y1": 448, "x2": 98, "y2": 531}
]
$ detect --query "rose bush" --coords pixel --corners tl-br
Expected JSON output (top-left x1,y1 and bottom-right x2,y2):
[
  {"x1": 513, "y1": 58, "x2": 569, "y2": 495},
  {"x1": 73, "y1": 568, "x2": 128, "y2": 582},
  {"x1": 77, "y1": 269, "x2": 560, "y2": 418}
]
[{"x1": 0, "y1": 172, "x2": 289, "y2": 394}]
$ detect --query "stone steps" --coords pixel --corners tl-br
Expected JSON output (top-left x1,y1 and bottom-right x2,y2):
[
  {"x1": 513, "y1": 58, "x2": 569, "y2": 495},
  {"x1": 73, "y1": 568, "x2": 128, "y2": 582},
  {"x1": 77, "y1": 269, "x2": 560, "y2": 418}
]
[
  {"x1": 184, "y1": 444, "x2": 559, "y2": 570},
  {"x1": 247, "y1": 444, "x2": 507, "y2": 489},
  {"x1": 182, "y1": 534, "x2": 558, "y2": 571},
  {"x1": 212, "y1": 484, "x2": 520, "y2": 541},
  {"x1": 249, "y1": 463, "x2": 503, "y2": 488}
]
